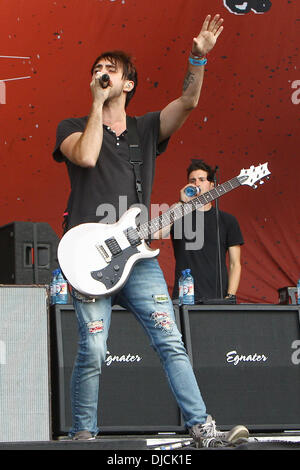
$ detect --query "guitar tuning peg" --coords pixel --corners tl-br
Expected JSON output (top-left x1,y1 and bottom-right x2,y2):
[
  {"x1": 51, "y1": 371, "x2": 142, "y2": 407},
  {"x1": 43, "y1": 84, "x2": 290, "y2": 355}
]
[
  {"x1": 253, "y1": 184, "x2": 258, "y2": 189},
  {"x1": 259, "y1": 180, "x2": 264, "y2": 185}
]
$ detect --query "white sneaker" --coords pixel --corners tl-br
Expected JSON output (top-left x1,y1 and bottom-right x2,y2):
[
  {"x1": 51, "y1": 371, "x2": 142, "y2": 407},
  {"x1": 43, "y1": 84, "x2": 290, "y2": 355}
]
[
  {"x1": 189, "y1": 415, "x2": 249, "y2": 448},
  {"x1": 73, "y1": 430, "x2": 96, "y2": 441}
]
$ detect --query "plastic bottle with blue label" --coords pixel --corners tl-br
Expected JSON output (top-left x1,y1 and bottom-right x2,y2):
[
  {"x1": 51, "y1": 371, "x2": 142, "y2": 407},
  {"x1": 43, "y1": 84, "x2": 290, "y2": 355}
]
[
  {"x1": 56, "y1": 269, "x2": 68, "y2": 304},
  {"x1": 297, "y1": 278, "x2": 300, "y2": 305},
  {"x1": 178, "y1": 270, "x2": 186, "y2": 306},
  {"x1": 50, "y1": 269, "x2": 58, "y2": 305},
  {"x1": 184, "y1": 186, "x2": 201, "y2": 197},
  {"x1": 182, "y1": 269, "x2": 194, "y2": 305}
]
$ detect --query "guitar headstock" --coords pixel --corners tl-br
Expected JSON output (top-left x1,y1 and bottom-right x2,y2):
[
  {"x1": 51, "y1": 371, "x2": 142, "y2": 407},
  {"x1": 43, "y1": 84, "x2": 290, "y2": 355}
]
[{"x1": 237, "y1": 163, "x2": 271, "y2": 188}]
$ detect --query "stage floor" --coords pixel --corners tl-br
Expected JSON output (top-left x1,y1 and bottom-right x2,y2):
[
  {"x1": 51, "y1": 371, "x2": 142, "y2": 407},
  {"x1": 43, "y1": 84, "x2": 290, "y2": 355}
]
[{"x1": 0, "y1": 431, "x2": 300, "y2": 451}]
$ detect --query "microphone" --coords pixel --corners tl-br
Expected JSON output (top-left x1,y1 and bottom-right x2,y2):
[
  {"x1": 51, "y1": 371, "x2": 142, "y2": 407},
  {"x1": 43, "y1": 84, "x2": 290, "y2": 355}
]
[
  {"x1": 98, "y1": 73, "x2": 110, "y2": 88},
  {"x1": 214, "y1": 165, "x2": 219, "y2": 185}
]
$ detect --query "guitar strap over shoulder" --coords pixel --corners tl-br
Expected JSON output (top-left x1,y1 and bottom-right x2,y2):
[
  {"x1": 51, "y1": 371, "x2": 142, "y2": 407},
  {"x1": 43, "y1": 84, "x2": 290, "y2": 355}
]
[
  {"x1": 126, "y1": 116, "x2": 143, "y2": 205},
  {"x1": 62, "y1": 116, "x2": 144, "y2": 233}
]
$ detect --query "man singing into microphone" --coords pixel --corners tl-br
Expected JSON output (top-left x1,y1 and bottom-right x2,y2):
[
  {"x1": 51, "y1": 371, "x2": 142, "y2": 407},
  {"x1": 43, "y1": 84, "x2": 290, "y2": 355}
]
[{"x1": 53, "y1": 14, "x2": 249, "y2": 447}]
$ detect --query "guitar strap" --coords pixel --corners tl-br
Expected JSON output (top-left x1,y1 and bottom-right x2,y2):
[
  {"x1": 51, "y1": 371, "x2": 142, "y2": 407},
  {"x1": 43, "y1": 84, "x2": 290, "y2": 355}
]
[
  {"x1": 126, "y1": 116, "x2": 144, "y2": 205},
  {"x1": 62, "y1": 116, "x2": 144, "y2": 233}
]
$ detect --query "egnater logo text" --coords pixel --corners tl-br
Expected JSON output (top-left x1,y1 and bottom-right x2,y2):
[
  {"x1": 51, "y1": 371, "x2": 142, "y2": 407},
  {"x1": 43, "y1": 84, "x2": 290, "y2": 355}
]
[
  {"x1": 105, "y1": 350, "x2": 142, "y2": 367},
  {"x1": 226, "y1": 350, "x2": 268, "y2": 366}
]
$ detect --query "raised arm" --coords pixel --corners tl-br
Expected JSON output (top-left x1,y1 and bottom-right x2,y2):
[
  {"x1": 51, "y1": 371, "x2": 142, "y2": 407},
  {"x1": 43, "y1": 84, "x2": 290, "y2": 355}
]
[{"x1": 159, "y1": 14, "x2": 224, "y2": 143}]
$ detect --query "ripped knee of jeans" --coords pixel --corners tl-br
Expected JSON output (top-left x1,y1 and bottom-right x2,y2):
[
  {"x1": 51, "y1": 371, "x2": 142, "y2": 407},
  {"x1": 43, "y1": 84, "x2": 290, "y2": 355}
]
[
  {"x1": 86, "y1": 320, "x2": 104, "y2": 335},
  {"x1": 151, "y1": 311, "x2": 174, "y2": 334}
]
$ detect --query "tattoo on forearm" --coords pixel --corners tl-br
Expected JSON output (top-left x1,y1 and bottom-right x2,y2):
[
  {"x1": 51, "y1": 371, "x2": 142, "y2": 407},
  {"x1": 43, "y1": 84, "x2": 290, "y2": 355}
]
[{"x1": 183, "y1": 71, "x2": 195, "y2": 92}]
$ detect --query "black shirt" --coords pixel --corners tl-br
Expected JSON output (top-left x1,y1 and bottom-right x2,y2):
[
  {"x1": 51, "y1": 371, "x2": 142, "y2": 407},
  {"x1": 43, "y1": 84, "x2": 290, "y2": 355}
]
[
  {"x1": 171, "y1": 207, "x2": 244, "y2": 300},
  {"x1": 53, "y1": 112, "x2": 168, "y2": 230}
]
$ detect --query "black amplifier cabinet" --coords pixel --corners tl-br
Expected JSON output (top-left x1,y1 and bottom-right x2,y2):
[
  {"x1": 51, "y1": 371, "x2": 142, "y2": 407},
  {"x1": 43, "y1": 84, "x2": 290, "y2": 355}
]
[
  {"x1": 180, "y1": 304, "x2": 300, "y2": 432},
  {"x1": 50, "y1": 303, "x2": 185, "y2": 436}
]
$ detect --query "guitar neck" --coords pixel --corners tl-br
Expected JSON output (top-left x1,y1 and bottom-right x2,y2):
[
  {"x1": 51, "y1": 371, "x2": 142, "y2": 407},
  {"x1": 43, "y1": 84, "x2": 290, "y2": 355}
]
[{"x1": 138, "y1": 176, "x2": 242, "y2": 240}]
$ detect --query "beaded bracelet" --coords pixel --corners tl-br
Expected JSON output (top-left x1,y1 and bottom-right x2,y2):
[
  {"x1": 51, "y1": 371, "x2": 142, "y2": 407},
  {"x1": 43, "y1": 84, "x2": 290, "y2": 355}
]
[{"x1": 190, "y1": 51, "x2": 205, "y2": 59}]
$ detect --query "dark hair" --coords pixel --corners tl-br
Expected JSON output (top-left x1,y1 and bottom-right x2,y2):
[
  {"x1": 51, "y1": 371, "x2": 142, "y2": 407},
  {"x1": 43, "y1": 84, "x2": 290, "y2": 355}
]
[
  {"x1": 187, "y1": 159, "x2": 215, "y2": 182},
  {"x1": 90, "y1": 50, "x2": 138, "y2": 107}
]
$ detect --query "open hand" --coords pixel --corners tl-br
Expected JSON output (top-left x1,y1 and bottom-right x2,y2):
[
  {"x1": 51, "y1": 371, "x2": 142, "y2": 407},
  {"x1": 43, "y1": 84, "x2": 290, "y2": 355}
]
[{"x1": 192, "y1": 14, "x2": 224, "y2": 57}]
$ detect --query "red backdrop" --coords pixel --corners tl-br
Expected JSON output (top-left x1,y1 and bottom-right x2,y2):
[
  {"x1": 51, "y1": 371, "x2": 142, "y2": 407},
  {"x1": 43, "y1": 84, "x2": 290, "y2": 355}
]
[{"x1": 0, "y1": 0, "x2": 299, "y2": 303}]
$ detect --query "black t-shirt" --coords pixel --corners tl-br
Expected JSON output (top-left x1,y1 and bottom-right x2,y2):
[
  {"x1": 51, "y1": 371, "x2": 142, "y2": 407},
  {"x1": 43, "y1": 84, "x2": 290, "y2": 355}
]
[
  {"x1": 171, "y1": 207, "x2": 244, "y2": 300},
  {"x1": 53, "y1": 112, "x2": 168, "y2": 230}
]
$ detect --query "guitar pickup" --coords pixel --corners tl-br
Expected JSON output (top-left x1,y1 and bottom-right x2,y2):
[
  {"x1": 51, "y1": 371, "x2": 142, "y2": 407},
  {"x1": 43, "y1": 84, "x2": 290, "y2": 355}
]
[
  {"x1": 125, "y1": 227, "x2": 141, "y2": 247},
  {"x1": 105, "y1": 237, "x2": 122, "y2": 256},
  {"x1": 95, "y1": 243, "x2": 111, "y2": 263}
]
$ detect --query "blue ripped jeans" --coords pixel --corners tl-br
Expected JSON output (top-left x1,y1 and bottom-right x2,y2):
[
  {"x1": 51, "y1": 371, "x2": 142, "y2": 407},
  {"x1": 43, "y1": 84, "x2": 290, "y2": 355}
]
[{"x1": 70, "y1": 258, "x2": 207, "y2": 436}]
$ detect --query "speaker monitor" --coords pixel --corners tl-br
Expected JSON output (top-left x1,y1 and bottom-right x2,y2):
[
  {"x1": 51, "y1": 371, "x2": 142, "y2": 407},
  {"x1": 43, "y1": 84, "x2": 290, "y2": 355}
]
[
  {"x1": 181, "y1": 304, "x2": 300, "y2": 432},
  {"x1": 0, "y1": 221, "x2": 59, "y2": 284},
  {"x1": 51, "y1": 304, "x2": 184, "y2": 435},
  {"x1": 0, "y1": 286, "x2": 51, "y2": 442}
]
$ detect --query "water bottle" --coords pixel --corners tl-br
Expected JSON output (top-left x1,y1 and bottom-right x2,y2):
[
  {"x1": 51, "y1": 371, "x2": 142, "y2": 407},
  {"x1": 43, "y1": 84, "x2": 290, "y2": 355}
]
[
  {"x1": 50, "y1": 269, "x2": 58, "y2": 305},
  {"x1": 182, "y1": 269, "x2": 194, "y2": 305},
  {"x1": 178, "y1": 270, "x2": 186, "y2": 306},
  {"x1": 56, "y1": 269, "x2": 68, "y2": 304},
  {"x1": 184, "y1": 186, "x2": 201, "y2": 197},
  {"x1": 297, "y1": 278, "x2": 300, "y2": 305}
]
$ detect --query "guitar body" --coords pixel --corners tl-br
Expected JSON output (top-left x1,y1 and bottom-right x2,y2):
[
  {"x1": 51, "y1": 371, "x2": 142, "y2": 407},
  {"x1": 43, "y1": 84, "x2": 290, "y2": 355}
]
[
  {"x1": 57, "y1": 207, "x2": 159, "y2": 297},
  {"x1": 58, "y1": 163, "x2": 270, "y2": 298}
]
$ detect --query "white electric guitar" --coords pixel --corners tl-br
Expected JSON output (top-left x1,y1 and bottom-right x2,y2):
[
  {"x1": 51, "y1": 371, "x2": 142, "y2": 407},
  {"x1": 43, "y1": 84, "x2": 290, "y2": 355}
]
[{"x1": 58, "y1": 163, "x2": 271, "y2": 297}]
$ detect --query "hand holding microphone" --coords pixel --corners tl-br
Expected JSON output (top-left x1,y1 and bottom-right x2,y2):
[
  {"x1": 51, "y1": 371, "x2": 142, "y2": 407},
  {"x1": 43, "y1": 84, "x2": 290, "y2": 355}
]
[
  {"x1": 98, "y1": 73, "x2": 110, "y2": 88},
  {"x1": 91, "y1": 72, "x2": 111, "y2": 103}
]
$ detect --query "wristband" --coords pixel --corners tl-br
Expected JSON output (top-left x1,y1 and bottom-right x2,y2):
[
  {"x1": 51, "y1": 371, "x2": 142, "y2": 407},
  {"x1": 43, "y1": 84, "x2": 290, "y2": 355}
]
[
  {"x1": 189, "y1": 57, "x2": 207, "y2": 66},
  {"x1": 190, "y1": 51, "x2": 205, "y2": 59}
]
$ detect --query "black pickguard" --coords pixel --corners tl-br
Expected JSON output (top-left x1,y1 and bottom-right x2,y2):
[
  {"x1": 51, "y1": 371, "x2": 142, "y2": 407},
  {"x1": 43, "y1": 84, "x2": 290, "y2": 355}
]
[{"x1": 90, "y1": 245, "x2": 139, "y2": 290}]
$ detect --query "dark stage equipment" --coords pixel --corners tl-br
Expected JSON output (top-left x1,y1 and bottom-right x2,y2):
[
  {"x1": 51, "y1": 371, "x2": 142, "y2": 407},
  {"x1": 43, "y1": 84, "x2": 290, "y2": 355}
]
[
  {"x1": 50, "y1": 304, "x2": 185, "y2": 436},
  {"x1": 0, "y1": 221, "x2": 59, "y2": 284},
  {"x1": 278, "y1": 286, "x2": 297, "y2": 305},
  {"x1": 180, "y1": 304, "x2": 300, "y2": 432}
]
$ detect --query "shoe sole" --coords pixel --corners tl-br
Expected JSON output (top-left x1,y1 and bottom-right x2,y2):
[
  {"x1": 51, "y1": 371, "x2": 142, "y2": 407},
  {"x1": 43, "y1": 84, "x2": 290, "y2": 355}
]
[
  {"x1": 226, "y1": 425, "x2": 249, "y2": 443},
  {"x1": 72, "y1": 432, "x2": 96, "y2": 441},
  {"x1": 73, "y1": 437, "x2": 96, "y2": 441}
]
